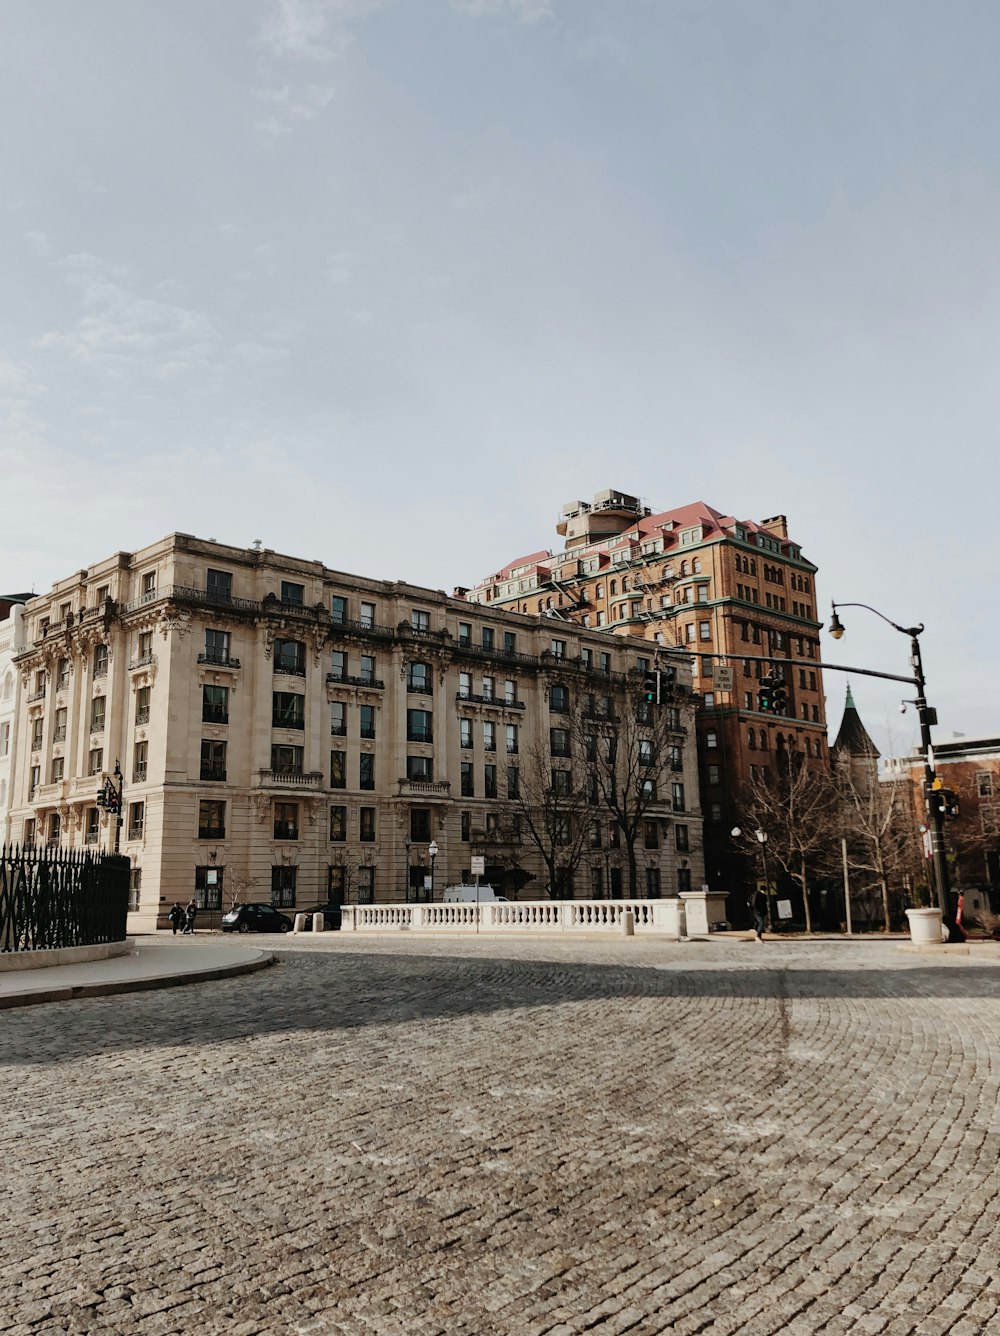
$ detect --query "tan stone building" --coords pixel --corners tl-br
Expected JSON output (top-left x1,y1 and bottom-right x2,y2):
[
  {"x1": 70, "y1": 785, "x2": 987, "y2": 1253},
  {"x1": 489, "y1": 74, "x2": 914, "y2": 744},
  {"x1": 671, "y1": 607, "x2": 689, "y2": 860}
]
[
  {"x1": 461, "y1": 489, "x2": 828, "y2": 907},
  {"x1": 8, "y1": 534, "x2": 703, "y2": 930}
]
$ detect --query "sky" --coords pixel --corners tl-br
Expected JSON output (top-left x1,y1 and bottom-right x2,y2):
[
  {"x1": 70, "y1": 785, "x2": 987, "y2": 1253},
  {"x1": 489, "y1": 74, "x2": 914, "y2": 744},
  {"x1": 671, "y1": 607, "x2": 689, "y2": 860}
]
[{"x1": 2, "y1": 0, "x2": 998, "y2": 759}]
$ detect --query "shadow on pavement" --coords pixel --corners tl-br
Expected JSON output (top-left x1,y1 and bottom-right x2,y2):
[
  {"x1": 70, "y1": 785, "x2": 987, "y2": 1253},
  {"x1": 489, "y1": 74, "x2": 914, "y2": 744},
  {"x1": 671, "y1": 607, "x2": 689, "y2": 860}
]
[{"x1": 2, "y1": 946, "x2": 999, "y2": 1067}]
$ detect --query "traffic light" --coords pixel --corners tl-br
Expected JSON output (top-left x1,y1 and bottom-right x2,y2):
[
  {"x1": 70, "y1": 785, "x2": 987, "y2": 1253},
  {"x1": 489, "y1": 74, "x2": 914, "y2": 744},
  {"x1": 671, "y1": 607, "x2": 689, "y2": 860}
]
[
  {"x1": 771, "y1": 678, "x2": 787, "y2": 715},
  {"x1": 757, "y1": 676, "x2": 774, "y2": 713},
  {"x1": 642, "y1": 672, "x2": 660, "y2": 705},
  {"x1": 941, "y1": 789, "x2": 960, "y2": 821}
]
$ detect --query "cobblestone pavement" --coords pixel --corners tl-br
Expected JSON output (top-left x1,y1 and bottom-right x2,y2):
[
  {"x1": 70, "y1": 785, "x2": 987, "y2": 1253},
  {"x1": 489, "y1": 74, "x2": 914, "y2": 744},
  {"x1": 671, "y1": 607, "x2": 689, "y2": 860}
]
[{"x1": 4, "y1": 935, "x2": 1000, "y2": 1336}]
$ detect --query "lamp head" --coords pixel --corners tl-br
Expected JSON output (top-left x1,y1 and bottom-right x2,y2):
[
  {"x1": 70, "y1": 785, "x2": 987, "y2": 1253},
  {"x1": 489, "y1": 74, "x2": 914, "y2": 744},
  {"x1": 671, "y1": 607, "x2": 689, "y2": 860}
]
[
  {"x1": 755, "y1": 829, "x2": 767, "y2": 844},
  {"x1": 828, "y1": 603, "x2": 845, "y2": 640},
  {"x1": 428, "y1": 840, "x2": 439, "y2": 858}
]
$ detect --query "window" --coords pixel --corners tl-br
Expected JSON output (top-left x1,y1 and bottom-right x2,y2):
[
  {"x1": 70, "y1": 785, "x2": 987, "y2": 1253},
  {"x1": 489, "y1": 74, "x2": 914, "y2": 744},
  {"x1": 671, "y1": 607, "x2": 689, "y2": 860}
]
[
  {"x1": 675, "y1": 825, "x2": 689, "y2": 852},
  {"x1": 133, "y1": 740, "x2": 148, "y2": 783},
  {"x1": 978, "y1": 773, "x2": 994, "y2": 798},
  {"x1": 359, "y1": 654, "x2": 376, "y2": 685},
  {"x1": 461, "y1": 811, "x2": 472, "y2": 841},
  {"x1": 707, "y1": 764, "x2": 720, "y2": 785},
  {"x1": 551, "y1": 769, "x2": 571, "y2": 795},
  {"x1": 281, "y1": 581, "x2": 304, "y2": 607},
  {"x1": 640, "y1": 778, "x2": 657, "y2": 800},
  {"x1": 506, "y1": 723, "x2": 518, "y2": 754},
  {"x1": 458, "y1": 621, "x2": 472, "y2": 647},
  {"x1": 643, "y1": 819, "x2": 659, "y2": 850},
  {"x1": 271, "y1": 866, "x2": 297, "y2": 908},
  {"x1": 89, "y1": 747, "x2": 103, "y2": 776},
  {"x1": 458, "y1": 672, "x2": 472, "y2": 700},
  {"x1": 93, "y1": 644, "x2": 108, "y2": 677},
  {"x1": 461, "y1": 762, "x2": 474, "y2": 797},
  {"x1": 484, "y1": 764, "x2": 497, "y2": 799},
  {"x1": 271, "y1": 744, "x2": 304, "y2": 775},
  {"x1": 57, "y1": 658, "x2": 69, "y2": 689},
  {"x1": 671, "y1": 782, "x2": 685, "y2": 812},
  {"x1": 360, "y1": 704, "x2": 375, "y2": 739},
  {"x1": 360, "y1": 808, "x2": 376, "y2": 843},
  {"x1": 359, "y1": 753, "x2": 375, "y2": 790},
  {"x1": 47, "y1": 812, "x2": 61, "y2": 845},
  {"x1": 330, "y1": 651, "x2": 347, "y2": 682},
  {"x1": 504, "y1": 679, "x2": 517, "y2": 704},
  {"x1": 551, "y1": 639, "x2": 567, "y2": 659},
  {"x1": 275, "y1": 639, "x2": 306, "y2": 675},
  {"x1": 483, "y1": 721, "x2": 496, "y2": 752},
  {"x1": 411, "y1": 609, "x2": 430, "y2": 631},
  {"x1": 85, "y1": 807, "x2": 100, "y2": 845},
  {"x1": 274, "y1": 802, "x2": 299, "y2": 840},
  {"x1": 51, "y1": 756, "x2": 65, "y2": 784},
  {"x1": 91, "y1": 696, "x2": 107, "y2": 733},
  {"x1": 646, "y1": 868, "x2": 662, "y2": 898},
  {"x1": 460, "y1": 718, "x2": 473, "y2": 750},
  {"x1": 677, "y1": 868, "x2": 692, "y2": 894},
  {"x1": 202, "y1": 685, "x2": 228, "y2": 724},
  {"x1": 407, "y1": 755, "x2": 434, "y2": 781},
  {"x1": 330, "y1": 806, "x2": 347, "y2": 841},
  {"x1": 407, "y1": 709, "x2": 433, "y2": 743},
  {"x1": 357, "y1": 866, "x2": 375, "y2": 904},
  {"x1": 550, "y1": 684, "x2": 569, "y2": 714},
  {"x1": 503, "y1": 631, "x2": 516, "y2": 654},
  {"x1": 407, "y1": 662, "x2": 431, "y2": 693},
  {"x1": 639, "y1": 740, "x2": 655, "y2": 767},
  {"x1": 507, "y1": 766, "x2": 519, "y2": 799},
  {"x1": 201, "y1": 739, "x2": 227, "y2": 781},
  {"x1": 0, "y1": 722, "x2": 8, "y2": 759},
  {"x1": 23, "y1": 818, "x2": 36, "y2": 844},
  {"x1": 699, "y1": 621, "x2": 711, "y2": 641},
  {"x1": 127, "y1": 802, "x2": 144, "y2": 841},
  {"x1": 325, "y1": 700, "x2": 346, "y2": 738},
  {"x1": 141, "y1": 571, "x2": 156, "y2": 598},
  {"x1": 706, "y1": 731, "x2": 717, "y2": 749},
  {"x1": 748, "y1": 729, "x2": 757, "y2": 750},
  {"x1": 330, "y1": 595, "x2": 347, "y2": 624},
  {"x1": 135, "y1": 630, "x2": 153, "y2": 662},
  {"x1": 599, "y1": 652, "x2": 611, "y2": 674},
  {"x1": 482, "y1": 626, "x2": 495, "y2": 649},
  {"x1": 136, "y1": 685, "x2": 151, "y2": 725},
  {"x1": 272, "y1": 692, "x2": 305, "y2": 730},
  {"x1": 482, "y1": 675, "x2": 495, "y2": 702},
  {"x1": 360, "y1": 601, "x2": 376, "y2": 629},
  {"x1": 550, "y1": 728, "x2": 571, "y2": 757},
  {"x1": 330, "y1": 750, "x2": 346, "y2": 788},
  {"x1": 53, "y1": 707, "x2": 67, "y2": 742},
  {"x1": 207, "y1": 568, "x2": 232, "y2": 601},
  {"x1": 410, "y1": 808, "x2": 431, "y2": 843},
  {"x1": 198, "y1": 800, "x2": 226, "y2": 839}
]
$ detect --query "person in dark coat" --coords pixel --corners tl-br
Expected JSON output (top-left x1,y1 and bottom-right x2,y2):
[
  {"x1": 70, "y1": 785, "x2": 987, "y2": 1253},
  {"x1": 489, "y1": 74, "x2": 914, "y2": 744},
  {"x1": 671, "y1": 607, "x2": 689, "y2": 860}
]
[
  {"x1": 167, "y1": 903, "x2": 183, "y2": 935},
  {"x1": 183, "y1": 900, "x2": 198, "y2": 934},
  {"x1": 751, "y1": 889, "x2": 768, "y2": 941}
]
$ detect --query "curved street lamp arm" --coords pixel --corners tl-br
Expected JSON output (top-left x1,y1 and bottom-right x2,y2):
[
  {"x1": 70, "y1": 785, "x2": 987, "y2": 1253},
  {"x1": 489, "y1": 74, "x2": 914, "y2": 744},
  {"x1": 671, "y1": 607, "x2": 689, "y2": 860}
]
[{"x1": 830, "y1": 600, "x2": 924, "y2": 638}]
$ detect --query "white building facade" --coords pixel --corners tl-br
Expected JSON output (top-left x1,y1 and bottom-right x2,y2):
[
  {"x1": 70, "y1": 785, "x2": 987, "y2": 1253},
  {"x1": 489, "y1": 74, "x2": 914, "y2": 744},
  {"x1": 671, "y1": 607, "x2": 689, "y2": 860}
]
[{"x1": 8, "y1": 534, "x2": 704, "y2": 930}]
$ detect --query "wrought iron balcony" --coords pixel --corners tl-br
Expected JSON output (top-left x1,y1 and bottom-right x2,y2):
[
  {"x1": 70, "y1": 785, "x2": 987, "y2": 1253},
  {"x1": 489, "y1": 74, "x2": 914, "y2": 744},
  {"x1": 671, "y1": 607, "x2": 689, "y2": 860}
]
[
  {"x1": 53, "y1": 727, "x2": 66, "y2": 742},
  {"x1": 274, "y1": 662, "x2": 306, "y2": 676},
  {"x1": 135, "y1": 707, "x2": 151, "y2": 725},
  {"x1": 127, "y1": 825, "x2": 144, "y2": 842},
  {"x1": 200, "y1": 764, "x2": 227, "y2": 782},
  {"x1": 28, "y1": 688, "x2": 46, "y2": 703},
  {"x1": 128, "y1": 654, "x2": 156, "y2": 671},
  {"x1": 455, "y1": 692, "x2": 525, "y2": 710},
  {"x1": 407, "y1": 730, "x2": 434, "y2": 744},
  {"x1": 197, "y1": 653, "x2": 242, "y2": 669},
  {"x1": 327, "y1": 673, "x2": 385, "y2": 689},
  {"x1": 328, "y1": 615, "x2": 395, "y2": 641},
  {"x1": 133, "y1": 765, "x2": 147, "y2": 783},
  {"x1": 271, "y1": 713, "x2": 305, "y2": 730}
]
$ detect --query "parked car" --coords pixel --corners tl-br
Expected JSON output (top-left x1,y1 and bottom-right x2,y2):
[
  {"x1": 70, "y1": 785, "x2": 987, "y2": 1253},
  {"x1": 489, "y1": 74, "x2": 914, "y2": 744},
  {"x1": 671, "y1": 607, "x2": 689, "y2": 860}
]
[
  {"x1": 221, "y1": 903, "x2": 293, "y2": 934},
  {"x1": 441, "y1": 885, "x2": 509, "y2": 904},
  {"x1": 301, "y1": 903, "x2": 343, "y2": 931}
]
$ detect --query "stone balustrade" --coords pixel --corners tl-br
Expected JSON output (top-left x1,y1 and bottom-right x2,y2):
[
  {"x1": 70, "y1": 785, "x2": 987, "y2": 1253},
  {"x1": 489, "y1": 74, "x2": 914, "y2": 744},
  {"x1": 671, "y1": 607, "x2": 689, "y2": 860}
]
[{"x1": 341, "y1": 896, "x2": 691, "y2": 939}]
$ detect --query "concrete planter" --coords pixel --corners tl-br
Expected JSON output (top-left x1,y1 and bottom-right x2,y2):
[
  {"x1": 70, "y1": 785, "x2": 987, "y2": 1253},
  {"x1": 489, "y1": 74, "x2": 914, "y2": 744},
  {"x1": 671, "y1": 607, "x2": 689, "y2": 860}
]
[{"x1": 905, "y1": 907, "x2": 944, "y2": 945}]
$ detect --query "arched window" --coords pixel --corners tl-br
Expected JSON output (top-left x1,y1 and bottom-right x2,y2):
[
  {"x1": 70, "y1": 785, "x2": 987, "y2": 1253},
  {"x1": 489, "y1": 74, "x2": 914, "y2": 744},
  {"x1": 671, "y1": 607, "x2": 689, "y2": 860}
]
[
  {"x1": 692, "y1": 558, "x2": 701, "y2": 573},
  {"x1": 759, "y1": 731, "x2": 769, "y2": 750},
  {"x1": 680, "y1": 561, "x2": 689, "y2": 576},
  {"x1": 610, "y1": 580, "x2": 617, "y2": 596},
  {"x1": 622, "y1": 577, "x2": 629, "y2": 592},
  {"x1": 748, "y1": 730, "x2": 757, "y2": 750}
]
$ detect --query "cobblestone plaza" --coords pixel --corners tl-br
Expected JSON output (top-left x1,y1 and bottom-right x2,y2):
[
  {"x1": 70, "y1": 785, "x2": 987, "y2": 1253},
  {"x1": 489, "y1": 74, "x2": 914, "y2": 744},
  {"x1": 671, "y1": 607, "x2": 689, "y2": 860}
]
[{"x1": 4, "y1": 937, "x2": 1000, "y2": 1335}]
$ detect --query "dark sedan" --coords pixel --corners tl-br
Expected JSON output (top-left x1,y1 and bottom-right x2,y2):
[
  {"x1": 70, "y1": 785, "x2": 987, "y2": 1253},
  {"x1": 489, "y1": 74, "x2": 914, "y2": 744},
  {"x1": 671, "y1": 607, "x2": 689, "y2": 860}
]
[
  {"x1": 221, "y1": 903, "x2": 293, "y2": 934},
  {"x1": 301, "y1": 903, "x2": 343, "y2": 931}
]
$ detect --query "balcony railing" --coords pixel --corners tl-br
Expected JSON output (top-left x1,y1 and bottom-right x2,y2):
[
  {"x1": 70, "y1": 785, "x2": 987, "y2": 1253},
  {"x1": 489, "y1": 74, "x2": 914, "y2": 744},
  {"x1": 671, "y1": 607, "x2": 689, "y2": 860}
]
[
  {"x1": 135, "y1": 708, "x2": 150, "y2": 725},
  {"x1": 455, "y1": 692, "x2": 525, "y2": 710},
  {"x1": 93, "y1": 666, "x2": 108, "y2": 679},
  {"x1": 406, "y1": 681, "x2": 433, "y2": 695},
  {"x1": 28, "y1": 688, "x2": 46, "y2": 703},
  {"x1": 271, "y1": 714, "x2": 305, "y2": 731},
  {"x1": 202, "y1": 707, "x2": 228, "y2": 725},
  {"x1": 200, "y1": 765, "x2": 227, "y2": 782},
  {"x1": 327, "y1": 673, "x2": 386, "y2": 689},
  {"x1": 53, "y1": 727, "x2": 67, "y2": 742},
  {"x1": 199, "y1": 826, "x2": 226, "y2": 840},
  {"x1": 330, "y1": 723, "x2": 347, "y2": 737},
  {"x1": 133, "y1": 765, "x2": 147, "y2": 783},
  {"x1": 84, "y1": 831, "x2": 100, "y2": 846},
  {"x1": 197, "y1": 653, "x2": 242, "y2": 669},
  {"x1": 127, "y1": 824, "x2": 144, "y2": 842},
  {"x1": 90, "y1": 718, "x2": 106, "y2": 733},
  {"x1": 273, "y1": 824, "x2": 300, "y2": 840},
  {"x1": 128, "y1": 654, "x2": 156, "y2": 671},
  {"x1": 396, "y1": 779, "x2": 452, "y2": 798},
  {"x1": 257, "y1": 769, "x2": 324, "y2": 789},
  {"x1": 328, "y1": 615, "x2": 396, "y2": 641},
  {"x1": 407, "y1": 731, "x2": 433, "y2": 744},
  {"x1": 274, "y1": 662, "x2": 306, "y2": 676}
]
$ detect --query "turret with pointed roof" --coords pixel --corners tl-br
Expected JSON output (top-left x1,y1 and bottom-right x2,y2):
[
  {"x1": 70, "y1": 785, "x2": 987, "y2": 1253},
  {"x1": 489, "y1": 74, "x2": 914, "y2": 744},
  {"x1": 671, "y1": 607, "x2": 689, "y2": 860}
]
[{"x1": 831, "y1": 684, "x2": 880, "y2": 790}]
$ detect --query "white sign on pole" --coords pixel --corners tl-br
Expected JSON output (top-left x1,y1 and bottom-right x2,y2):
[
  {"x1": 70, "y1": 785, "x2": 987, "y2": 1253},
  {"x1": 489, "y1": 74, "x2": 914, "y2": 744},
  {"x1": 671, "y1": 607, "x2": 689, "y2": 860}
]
[
  {"x1": 470, "y1": 856, "x2": 486, "y2": 876},
  {"x1": 776, "y1": 899, "x2": 793, "y2": 921},
  {"x1": 423, "y1": 874, "x2": 432, "y2": 890},
  {"x1": 715, "y1": 665, "x2": 734, "y2": 692}
]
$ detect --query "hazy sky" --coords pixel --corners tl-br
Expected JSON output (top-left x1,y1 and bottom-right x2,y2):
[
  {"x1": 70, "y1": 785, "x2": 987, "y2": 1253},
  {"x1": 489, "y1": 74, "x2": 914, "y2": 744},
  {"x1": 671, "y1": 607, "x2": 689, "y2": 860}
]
[{"x1": 2, "y1": 0, "x2": 998, "y2": 756}]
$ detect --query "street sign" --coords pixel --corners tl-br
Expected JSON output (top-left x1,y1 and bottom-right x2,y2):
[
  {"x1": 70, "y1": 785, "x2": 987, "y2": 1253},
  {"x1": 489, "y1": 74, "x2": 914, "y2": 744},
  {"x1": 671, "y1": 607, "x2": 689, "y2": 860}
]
[
  {"x1": 715, "y1": 665, "x2": 734, "y2": 692},
  {"x1": 776, "y1": 899, "x2": 793, "y2": 921},
  {"x1": 470, "y1": 856, "x2": 485, "y2": 876}
]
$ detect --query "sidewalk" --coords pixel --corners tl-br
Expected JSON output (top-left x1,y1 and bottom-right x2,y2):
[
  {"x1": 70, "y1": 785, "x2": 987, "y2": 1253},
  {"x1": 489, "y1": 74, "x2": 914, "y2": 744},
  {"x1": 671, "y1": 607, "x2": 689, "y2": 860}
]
[{"x1": 0, "y1": 934, "x2": 275, "y2": 1009}]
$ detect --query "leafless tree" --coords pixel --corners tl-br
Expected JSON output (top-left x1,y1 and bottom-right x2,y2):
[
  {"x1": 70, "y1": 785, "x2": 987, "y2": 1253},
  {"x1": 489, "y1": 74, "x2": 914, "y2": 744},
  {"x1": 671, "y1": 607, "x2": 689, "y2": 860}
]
[
  {"x1": 571, "y1": 676, "x2": 685, "y2": 898},
  {"x1": 736, "y1": 753, "x2": 839, "y2": 932},
  {"x1": 505, "y1": 733, "x2": 592, "y2": 899},
  {"x1": 226, "y1": 866, "x2": 260, "y2": 911},
  {"x1": 832, "y1": 768, "x2": 918, "y2": 931}
]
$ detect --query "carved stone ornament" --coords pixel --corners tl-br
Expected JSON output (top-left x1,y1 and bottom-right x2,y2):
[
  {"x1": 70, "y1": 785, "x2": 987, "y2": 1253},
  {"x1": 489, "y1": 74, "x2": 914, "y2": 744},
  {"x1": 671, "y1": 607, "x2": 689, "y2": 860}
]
[
  {"x1": 262, "y1": 626, "x2": 276, "y2": 661},
  {"x1": 251, "y1": 793, "x2": 270, "y2": 824},
  {"x1": 158, "y1": 610, "x2": 192, "y2": 639}
]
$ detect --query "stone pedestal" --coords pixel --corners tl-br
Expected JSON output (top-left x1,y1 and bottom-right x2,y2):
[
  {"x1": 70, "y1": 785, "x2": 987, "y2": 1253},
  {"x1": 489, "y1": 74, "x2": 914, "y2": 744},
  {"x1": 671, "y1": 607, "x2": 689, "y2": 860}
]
[{"x1": 679, "y1": 891, "x2": 729, "y2": 935}]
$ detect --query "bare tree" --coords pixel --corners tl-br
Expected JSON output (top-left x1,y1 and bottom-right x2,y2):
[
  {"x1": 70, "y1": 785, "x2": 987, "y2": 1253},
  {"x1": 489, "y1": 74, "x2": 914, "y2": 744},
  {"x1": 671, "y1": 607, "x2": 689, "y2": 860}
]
[
  {"x1": 736, "y1": 754, "x2": 839, "y2": 932},
  {"x1": 833, "y1": 768, "x2": 917, "y2": 931},
  {"x1": 226, "y1": 866, "x2": 260, "y2": 911},
  {"x1": 506, "y1": 733, "x2": 592, "y2": 899},
  {"x1": 571, "y1": 676, "x2": 684, "y2": 898}
]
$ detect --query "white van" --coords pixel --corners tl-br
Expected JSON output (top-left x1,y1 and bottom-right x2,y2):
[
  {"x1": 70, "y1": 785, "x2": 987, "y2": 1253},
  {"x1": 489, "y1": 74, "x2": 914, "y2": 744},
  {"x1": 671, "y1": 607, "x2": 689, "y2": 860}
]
[{"x1": 441, "y1": 885, "x2": 509, "y2": 904}]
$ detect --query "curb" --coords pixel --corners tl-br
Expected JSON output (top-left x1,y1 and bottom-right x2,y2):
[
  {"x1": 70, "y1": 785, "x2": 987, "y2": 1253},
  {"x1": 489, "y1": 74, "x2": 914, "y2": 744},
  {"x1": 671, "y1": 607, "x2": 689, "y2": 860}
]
[{"x1": 0, "y1": 950, "x2": 277, "y2": 1010}]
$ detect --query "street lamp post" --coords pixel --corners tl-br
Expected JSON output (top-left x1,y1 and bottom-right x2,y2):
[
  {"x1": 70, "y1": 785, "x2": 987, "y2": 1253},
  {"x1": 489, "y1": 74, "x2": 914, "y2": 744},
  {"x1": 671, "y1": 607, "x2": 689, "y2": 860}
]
[
  {"x1": 97, "y1": 759, "x2": 124, "y2": 855},
  {"x1": 828, "y1": 601, "x2": 957, "y2": 940},
  {"x1": 428, "y1": 839, "x2": 439, "y2": 903},
  {"x1": 755, "y1": 828, "x2": 774, "y2": 931},
  {"x1": 404, "y1": 839, "x2": 412, "y2": 902}
]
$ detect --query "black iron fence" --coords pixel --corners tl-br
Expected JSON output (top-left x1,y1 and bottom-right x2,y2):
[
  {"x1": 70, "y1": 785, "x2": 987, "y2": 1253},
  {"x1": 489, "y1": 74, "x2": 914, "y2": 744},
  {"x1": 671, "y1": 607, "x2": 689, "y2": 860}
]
[{"x1": 0, "y1": 845, "x2": 130, "y2": 953}]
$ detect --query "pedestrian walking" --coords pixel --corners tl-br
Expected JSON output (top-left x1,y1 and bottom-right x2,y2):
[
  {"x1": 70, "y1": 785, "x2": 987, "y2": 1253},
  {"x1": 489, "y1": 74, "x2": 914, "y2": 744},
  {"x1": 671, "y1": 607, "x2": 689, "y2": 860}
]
[
  {"x1": 751, "y1": 888, "x2": 768, "y2": 941},
  {"x1": 167, "y1": 902, "x2": 183, "y2": 935},
  {"x1": 183, "y1": 899, "x2": 198, "y2": 935}
]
